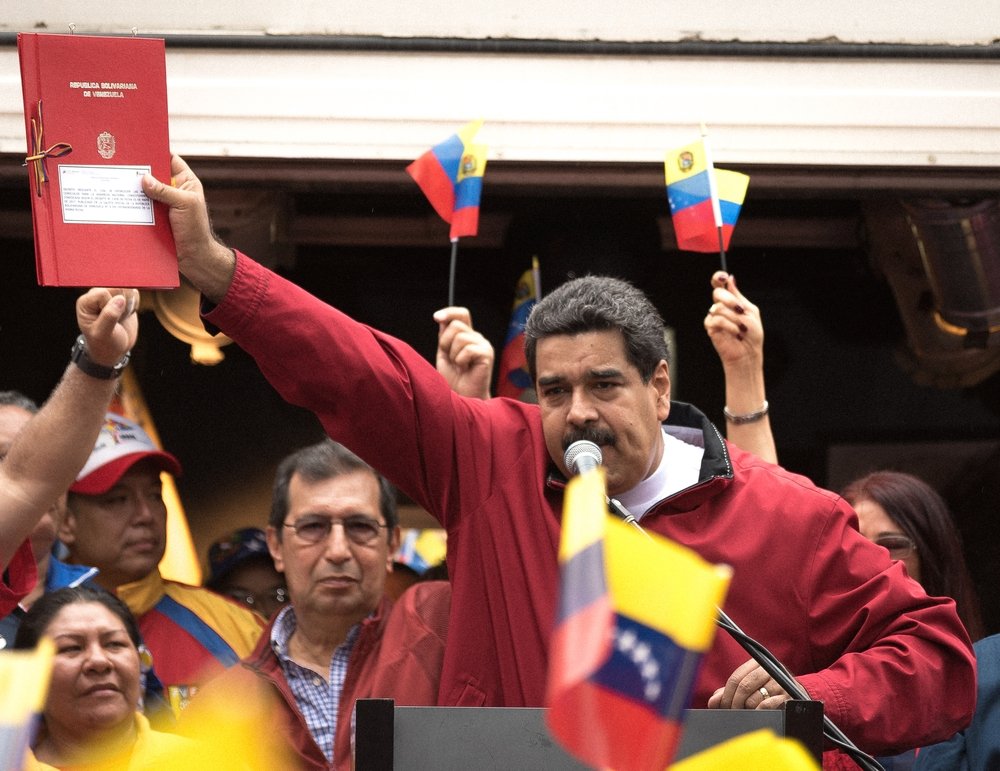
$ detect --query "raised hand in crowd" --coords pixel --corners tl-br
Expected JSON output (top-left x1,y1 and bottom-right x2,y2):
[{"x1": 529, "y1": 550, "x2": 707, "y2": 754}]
[
  {"x1": 0, "y1": 287, "x2": 137, "y2": 572},
  {"x1": 704, "y1": 271, "x2": 777, "y2": 464},
  {"x1": 434, "y1": 306, "x2": 495, "y2": 401}
]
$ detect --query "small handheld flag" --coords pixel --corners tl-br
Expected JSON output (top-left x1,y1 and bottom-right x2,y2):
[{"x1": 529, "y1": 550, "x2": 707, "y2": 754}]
[
  {"x1": 496, "y1": 257, "x2": 541, "y2": 401},
  {"x1": 665, "y1": 136, "x2": 749, "y2": 267},
  {"x1": 407, "y1": 119, "x2": 488, "y2": 241},
  {"x1": 546, "y1": 470, "x2": 732, "y2": 771}
]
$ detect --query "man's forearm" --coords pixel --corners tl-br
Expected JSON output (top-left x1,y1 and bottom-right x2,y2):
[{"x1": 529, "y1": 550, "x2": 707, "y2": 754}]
[
  {"x1": 722, "y1": 356, "x2": 777, "y2": 464},
  {"x1": 0, "y1": 363, "x2": 117, "y2": 567}
]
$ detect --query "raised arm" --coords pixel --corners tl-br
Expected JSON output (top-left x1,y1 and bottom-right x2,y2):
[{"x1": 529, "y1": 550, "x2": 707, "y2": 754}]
[
  {"x1": 703, "y1": 271, "x2": 778, "y2": 464},
  {"x1": 142, "y1": 154, "x2": 236, "y2": 303},
  {"x1": 0, "y1": 287, "x2": 138, "y2": 569},
  {"x1": 434, "y1": 306, "x2": 495, "y2": 400}
]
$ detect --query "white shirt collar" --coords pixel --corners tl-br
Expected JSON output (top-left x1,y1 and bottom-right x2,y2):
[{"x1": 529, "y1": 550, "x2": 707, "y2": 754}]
[{"x1": 614, "y1": 428, "x2": 704, "y2": 519}]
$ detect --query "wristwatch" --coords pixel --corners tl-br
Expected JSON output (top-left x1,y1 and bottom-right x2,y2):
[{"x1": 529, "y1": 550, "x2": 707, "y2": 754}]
[{"x1": 70, "y1": 334, "x2": 131, "y2": 379}]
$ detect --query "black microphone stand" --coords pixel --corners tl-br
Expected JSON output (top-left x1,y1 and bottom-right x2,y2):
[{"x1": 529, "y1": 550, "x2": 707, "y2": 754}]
[{"x1": 606, "y1": 496, "x2": 884, "y2": 771}]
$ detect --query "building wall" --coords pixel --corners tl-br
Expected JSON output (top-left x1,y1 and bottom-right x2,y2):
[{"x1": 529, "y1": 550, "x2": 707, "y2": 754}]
[
  {"x1": 4, "y1": 1, "x2": 997, "y2": 44},
  {"x1": 3, "y1": 4, "x2": 1000, "y2": 167}
]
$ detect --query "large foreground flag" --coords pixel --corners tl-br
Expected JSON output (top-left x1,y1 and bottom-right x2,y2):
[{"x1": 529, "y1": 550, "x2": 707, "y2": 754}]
[
  {"x1": 496, "y1": 257, "x2": 540, "y2": 400},
  {"x1": 0, "y1": 639, "x2": 53, "y2": 769},
  {"x1": 407, "y1": 120, "x2": 488, "y2": 240},
  {"x1": 665, "y1": 138, "x2": 749, "y2": 252},
  {"x1": 546, "y1": 470, "x2": 732, "y2": 771}
]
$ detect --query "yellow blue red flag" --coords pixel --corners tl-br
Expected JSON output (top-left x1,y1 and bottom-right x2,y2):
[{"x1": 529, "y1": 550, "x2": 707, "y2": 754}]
[
  {"x1": 0, "y1": 638, "x2": 54, "y2": 769},
  {"x1": 669, "y1": 728, "x2": 819, "y2": 770},
  {"x1": 407, "y1": 120, "x2": 487, "y2": 241},
  {"x1": 665, "y1": 138, "x2": 749, "y2": 252},
  {"x1": 496, "y1": 257, "x2": 540, "y2": 400},
  {"x1": 546, "y1": 470, "x2": 732, "y2": 771}
]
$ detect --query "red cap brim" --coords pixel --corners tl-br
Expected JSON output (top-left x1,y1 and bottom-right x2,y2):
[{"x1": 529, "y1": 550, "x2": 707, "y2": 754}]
[{"x1": 69, "y1": 451, "x2": 182, "y2": 495}]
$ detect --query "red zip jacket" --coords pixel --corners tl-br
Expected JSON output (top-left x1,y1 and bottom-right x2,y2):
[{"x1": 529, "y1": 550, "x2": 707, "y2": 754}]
[
  {"x1": 204, "y1": 252, "x2": 975, "y2": 766},
  {"x1": 0, "y1": 540, "x2": 36, "y2": 617},
  {"x1": 185, "y1": 580, "x2": 450, "y2": 770}
]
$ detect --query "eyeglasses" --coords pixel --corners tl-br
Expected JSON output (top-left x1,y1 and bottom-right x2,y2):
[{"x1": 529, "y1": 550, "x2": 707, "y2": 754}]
[
  {"x1": 874, "y1": 535, "x2": 917, "y2": 560},
  {"x1": 283, "y1": 515, "x2": 389, "y2": 546}
]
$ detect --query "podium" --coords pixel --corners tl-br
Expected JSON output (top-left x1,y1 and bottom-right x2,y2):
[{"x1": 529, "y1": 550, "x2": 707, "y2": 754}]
[{"x1": 355, "y1": 699, "x2": 824, "y2": 770}]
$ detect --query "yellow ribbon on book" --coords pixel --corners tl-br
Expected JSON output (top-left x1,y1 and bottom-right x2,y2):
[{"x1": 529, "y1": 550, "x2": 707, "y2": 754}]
[{"x1": 24, "y1": 101, "x2": 72, "y2": 196}]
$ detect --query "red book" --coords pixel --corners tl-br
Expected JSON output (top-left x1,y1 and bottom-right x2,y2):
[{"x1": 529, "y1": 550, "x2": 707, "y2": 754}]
[{"x1": 18, "y1": 33, "x2": 178, "y2": 288}]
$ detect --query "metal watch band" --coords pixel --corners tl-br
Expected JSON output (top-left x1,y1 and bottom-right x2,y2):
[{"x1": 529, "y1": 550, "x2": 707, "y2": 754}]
[{"x1": 70, "y1": 334, "x2": 130, "y2": 379}]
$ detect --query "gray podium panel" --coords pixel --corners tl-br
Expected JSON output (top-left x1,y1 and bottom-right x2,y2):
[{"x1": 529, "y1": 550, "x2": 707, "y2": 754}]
[{"x1": 355, "y1": 699, "x2": 824, "y2": 770}]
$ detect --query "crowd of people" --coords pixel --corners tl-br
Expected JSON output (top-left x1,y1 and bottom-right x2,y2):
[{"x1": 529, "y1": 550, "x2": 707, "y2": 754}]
[{"x1": 0, "y1": 155, "x2": 994, "y2": 769}]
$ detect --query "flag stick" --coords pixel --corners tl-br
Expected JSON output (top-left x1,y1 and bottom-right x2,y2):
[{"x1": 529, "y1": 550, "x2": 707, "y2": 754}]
[
  {"x1": 448, "y1": 238, "x2": 459, "y2": 306},
  {"x1": 700, "y1": 124, "x2": 728, "y2": 274},
  {"x1": 531, "y1": 255, "x2": 542, "y2": 302}
]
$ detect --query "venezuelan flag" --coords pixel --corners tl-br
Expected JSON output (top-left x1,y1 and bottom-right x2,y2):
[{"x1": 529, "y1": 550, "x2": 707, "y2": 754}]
[
  {"x1": 547, "y1": 471, "x2": 732, "y2": 771},
  {"x1": 406, "y1": 120, "x2": 488, "y2": 240},
  {"x1": 665, "y1": 138, "x2": 749, "y2": 253},
  {"x1": 496, "y1": 257, "x2": 540, "y2": 400},
  {"x1": 0, "y1": 639, "x2": 54, "y2": 769}
]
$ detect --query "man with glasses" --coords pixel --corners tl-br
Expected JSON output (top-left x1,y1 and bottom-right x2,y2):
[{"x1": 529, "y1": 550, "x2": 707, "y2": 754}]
[{"x1": 185, "y1": 439, "x2": 450, "y2": 770}]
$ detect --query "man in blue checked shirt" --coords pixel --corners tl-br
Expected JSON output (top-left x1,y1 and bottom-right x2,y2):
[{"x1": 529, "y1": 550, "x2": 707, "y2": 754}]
[{"x1": 183, "y1": 440, "x2": 450, "y2": 770}]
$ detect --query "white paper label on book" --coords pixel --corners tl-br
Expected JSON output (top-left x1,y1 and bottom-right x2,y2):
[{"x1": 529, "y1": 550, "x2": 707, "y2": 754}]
[{"x1": 58, "y1": 165, "x2": 155, "y2": 226}]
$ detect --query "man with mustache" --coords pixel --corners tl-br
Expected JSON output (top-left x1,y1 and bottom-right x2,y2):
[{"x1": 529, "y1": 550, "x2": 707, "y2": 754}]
[
  {"x1": 59, "y1": 414, "x2": 264, "y2": 711},
  {"x1": 144, "y1": 156, "x2": 975, "y2": 769}
]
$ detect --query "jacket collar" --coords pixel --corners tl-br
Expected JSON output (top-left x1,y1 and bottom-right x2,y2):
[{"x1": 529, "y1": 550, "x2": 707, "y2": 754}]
[
  {"x1": 545, "y1": 401, "x2": 733, "y2": 500},
  {"x1": 245, "y1": 594, "x2": 394, "y2": 672},
  {"x1": 116, "y1": 569, "x2": 167, "y2": 617}
]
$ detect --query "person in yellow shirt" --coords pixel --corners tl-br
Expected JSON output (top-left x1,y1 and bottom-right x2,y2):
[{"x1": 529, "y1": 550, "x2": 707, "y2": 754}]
[
  {"x1": 59, "y1": 416, "x2": 264, "y2": 711},
  {"x1": 15, "y1": 586, "x2": 193, "y2": 770}
]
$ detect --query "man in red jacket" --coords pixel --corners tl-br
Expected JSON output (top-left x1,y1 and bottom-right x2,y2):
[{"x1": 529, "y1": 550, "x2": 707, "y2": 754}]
[
  {"x1": 185, "y1": 440, "x2": 449, "y2": 770},
  {"x1": 147, "y1": 156, "x2": 975, "y2": 769}
]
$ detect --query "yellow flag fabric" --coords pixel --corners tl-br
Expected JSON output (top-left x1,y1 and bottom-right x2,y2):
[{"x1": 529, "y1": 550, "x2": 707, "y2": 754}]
[
  {"x1": 115, "y1": 368, "x2": 201, "y2": 585},
  {"x1": 605, "y1": 517, "x2": 732, "y2": 653},
  {"x1": 546, "y1": 469, "x2": 733, "y2": 771},
  {"x1": 669, "y1": 728, "x2": 820, "y2": 770},
  {"x1": 0, "y1": 639, "x2": 54, "y2": 768}
]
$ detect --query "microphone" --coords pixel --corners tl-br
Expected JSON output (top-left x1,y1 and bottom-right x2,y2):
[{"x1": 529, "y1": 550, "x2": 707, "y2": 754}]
[{"x1": 564, "y1": 440, "x2": 603, "y2": 476}]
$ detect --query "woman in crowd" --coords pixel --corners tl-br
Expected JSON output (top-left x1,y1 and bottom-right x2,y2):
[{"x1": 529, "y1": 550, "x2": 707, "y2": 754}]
[
  {"x1": 705, "y1": 270, "x2": 983, "y2": 638},
  {"x1": 14, "y1": 586, "x2": 191, "y2": 770},
  {"x1": 842, "y1": 470, "x2": 984, "y2": 641}
]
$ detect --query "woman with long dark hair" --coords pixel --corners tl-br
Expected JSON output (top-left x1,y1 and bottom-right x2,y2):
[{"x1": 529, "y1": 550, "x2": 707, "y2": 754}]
[{"x1": 841, "y1": 470, "x2": 984, "y2": 641}]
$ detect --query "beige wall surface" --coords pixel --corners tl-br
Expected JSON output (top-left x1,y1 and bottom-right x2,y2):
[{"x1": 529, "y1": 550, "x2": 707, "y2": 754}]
[
  {"x1": 3, "y1": 4, "x2": 998, "y2": 167},
  {"x1": 4, "y1": 1, "x2": 996, "y2": 45}
]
